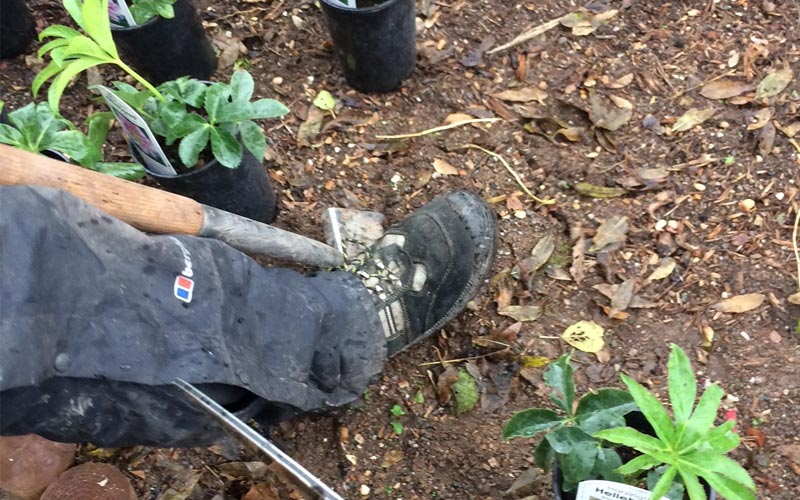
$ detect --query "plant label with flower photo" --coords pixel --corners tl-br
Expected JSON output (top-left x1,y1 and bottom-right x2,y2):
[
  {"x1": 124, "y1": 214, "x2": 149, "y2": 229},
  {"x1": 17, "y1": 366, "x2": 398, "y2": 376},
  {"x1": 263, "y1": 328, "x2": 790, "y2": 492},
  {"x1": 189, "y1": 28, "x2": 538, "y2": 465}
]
[
  {"x1": 107, "y1": 0, "x2": 136, "y2": 27},
  {"x1": 98, "y1": 86, "x2": 176, "y2": 176},
  {"x1": 576, "y1": 480, "x2": 669, "y2": 500}
]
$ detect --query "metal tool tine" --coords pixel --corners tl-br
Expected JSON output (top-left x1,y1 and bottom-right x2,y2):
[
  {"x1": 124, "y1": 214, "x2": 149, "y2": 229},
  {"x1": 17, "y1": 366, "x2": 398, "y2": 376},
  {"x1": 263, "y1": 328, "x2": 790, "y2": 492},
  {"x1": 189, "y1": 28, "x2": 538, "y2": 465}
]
[{"x1": 173, "y1": 379, "x2": 345, "y2": 500}]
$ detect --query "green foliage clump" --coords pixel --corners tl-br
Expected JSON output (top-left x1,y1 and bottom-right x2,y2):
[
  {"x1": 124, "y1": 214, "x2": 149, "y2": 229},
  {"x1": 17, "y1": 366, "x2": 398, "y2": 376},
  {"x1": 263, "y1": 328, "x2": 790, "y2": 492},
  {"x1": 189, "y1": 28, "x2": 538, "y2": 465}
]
[
  {"x1": 129, "y1": 0, "x2": 176, "y2": 25},
  {"x1": 503, "y1": 354, "x2": 636, "y2": 491}
]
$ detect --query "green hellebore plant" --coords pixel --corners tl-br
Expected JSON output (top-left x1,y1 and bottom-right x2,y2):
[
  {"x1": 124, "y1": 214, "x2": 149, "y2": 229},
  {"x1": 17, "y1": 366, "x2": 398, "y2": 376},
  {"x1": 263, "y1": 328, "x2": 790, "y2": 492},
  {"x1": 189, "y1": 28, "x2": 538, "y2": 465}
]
[
  {"x1": 594, "y1": 344, "x2": 756, "y2": 500},
  {"x1": 0, "y1": 101, "x2": 144, "y2": 180},
  {"x1": 33, "y1": 0, "x2": 163, "y2": 112},
  {"x1": 503, "y1": 354, "x2": 637, "y2": 492},
  {"x1": 128, "y1": 0, "x2": 176, "y2": 25},
  {"x1": 112, "y1": 71, "x2": 289, "y2": 169}
]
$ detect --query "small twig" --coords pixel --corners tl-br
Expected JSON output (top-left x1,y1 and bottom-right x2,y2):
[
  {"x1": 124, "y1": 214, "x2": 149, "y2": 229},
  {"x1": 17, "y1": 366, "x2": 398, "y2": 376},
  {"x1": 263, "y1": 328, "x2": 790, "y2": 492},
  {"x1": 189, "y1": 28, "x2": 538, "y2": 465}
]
[
  {"x1": 418, "y1": 351, "x2": 505, "y2": 367},
  {"x1": 463, "y1": 144, "x2": 556, "y2": 205},
  {"x1": 375, "y1": 118, "x2": 500, "y2": 140},
  {"x1": 487, "y1": 16, "x2": 564, "y2": 54},
  {"x1": 792, "y1": 205, "x2": 800, "y2": 290}
]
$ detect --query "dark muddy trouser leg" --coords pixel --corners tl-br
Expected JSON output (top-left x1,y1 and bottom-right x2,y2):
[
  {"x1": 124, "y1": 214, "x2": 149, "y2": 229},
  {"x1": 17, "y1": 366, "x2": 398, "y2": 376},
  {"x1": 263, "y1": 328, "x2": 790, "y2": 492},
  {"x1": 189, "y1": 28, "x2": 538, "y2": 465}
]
[{"x1": 0, "y1": 186, "x2": 385, "y2": 447}]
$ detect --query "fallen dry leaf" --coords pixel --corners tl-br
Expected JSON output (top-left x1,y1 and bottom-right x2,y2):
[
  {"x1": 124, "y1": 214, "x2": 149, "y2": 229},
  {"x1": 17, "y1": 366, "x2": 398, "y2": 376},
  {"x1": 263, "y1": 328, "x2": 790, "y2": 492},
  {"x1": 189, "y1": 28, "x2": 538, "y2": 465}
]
[
  {"x1": 607, "y1": 73, "x2": 634, "y2": 89},
  {"x1": 590, "y1": 215, "x2": 629, "y2": 252},
  {"x1": 776, "y1": 121, "x2": 800, "y2": 138},
  {"x1": 647, "y1": 258, "x2": 676, "y2": 281},
  {"x1": 432, "y1": 158, "x2": 459, "y2": 175},
  {"x1": 443, "y1": 112, "x2": 475, "y2": 124},
  {"x1": 755, "y1": 68, "x2": 794, "y2": 99},
  {"x1": 788, "y1": 292, "x2": 800, "y2": 305},
  {"x1": 699, "y1": 80, "x2": 755, "y2": 100},
  {"x1": 758, "y1": 120, "x2": 776, "y2": 157},
  {"x1": 713, "y1": 293, "x2": 767, "y2": 313},
  {"x1": 747, "y1": 108, "x2": 773, "y2": 130},
  {"x1": 242, "y1": 483, "x2": 279, "y2": 500},
  {"x1": 745, "y1": 427, "x2": 766, "y2": 448},
  {"x1": 498, "y1": 305, "x2": 542, "y2": 322},
  {"x1": 519, "y1": 234, "x2": 555, "y2": 275},
  {"x1": 562, "y1": 320, "x2": 605, "y2": 353},
  {"x1": 589, "y1": 92, "x2": 633, "y2": 131},
  {"x1": 491, "y1": 87, "x2": 548, "y2": 104},
  {"x1": 380, "y1": 450, "x2": 405, "y2": 468},
  {"x1": 672, "y1": 108, "x2": 717, "y2": 132}
]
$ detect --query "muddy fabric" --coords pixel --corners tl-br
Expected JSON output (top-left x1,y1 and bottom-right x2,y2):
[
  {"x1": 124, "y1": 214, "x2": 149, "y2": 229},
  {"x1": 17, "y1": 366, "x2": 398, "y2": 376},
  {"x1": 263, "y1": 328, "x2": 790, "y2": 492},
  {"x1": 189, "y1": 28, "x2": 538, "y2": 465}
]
[{"x1": 0, "y1": 186, "x2": 385, "y2": 447}]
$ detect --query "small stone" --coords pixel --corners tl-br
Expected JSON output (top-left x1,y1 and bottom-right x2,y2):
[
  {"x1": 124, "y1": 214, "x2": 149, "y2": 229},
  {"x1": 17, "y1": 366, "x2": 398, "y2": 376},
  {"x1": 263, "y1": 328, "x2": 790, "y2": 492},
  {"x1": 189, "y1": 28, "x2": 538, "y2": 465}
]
[
  {"x1": 718, "y1": 121, "x2": 730, "y2": 129},
  {"x1": 272, "y1": 76, "x2": 283, "y2": 85},
  {"x1": 693, "y1": 183, "x2": 706, "y2": 191},
  {"x1": 360, "y1": 484, "x2": 371, "y2": 496},
  {"x1": 0, "y1": 435, "x2": 76, "y2": 499},
  {"x1": 654, "y1": 219, "x2": 667, "y2": 231},
  {"x1": 738, "y1": 199, "x2": 756, "y2": 212}
]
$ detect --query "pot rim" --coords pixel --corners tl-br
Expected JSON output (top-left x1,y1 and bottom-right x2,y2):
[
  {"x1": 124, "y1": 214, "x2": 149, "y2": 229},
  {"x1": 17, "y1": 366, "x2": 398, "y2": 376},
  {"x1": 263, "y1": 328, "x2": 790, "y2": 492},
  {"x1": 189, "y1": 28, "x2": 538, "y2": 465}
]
[
  {"x1": 131, "y1": 141, "x2": 243, "y2": 180},
  {"x1": 319, "y1": 0, "x2": 402, "y2": 14}
]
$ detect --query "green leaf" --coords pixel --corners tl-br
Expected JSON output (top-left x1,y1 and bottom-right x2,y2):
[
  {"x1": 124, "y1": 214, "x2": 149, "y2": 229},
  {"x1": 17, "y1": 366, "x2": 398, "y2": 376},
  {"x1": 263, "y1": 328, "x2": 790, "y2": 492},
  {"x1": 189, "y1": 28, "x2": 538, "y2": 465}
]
[
  {"x1": 620, "y1": 373, "x2": 676, "y2": 444},
  {"x1": 38, "y1": 38, "x2": 72, "y2": 59},
  {"x1": 682, "y1": 383, "x2": 724, "y2": 447},
  {"x1": 230, "y1": 70, "x2": 254, "y2": 103},
  {"x1": 81, "y1": 0, "x2": 117, "y2": 58},
  {"x1": 0, "y1": 124, "x2": 25, "y2": 147},
  {"x1": 546, "y1": 427, "x2": 597, "y2": 491},
  {"x1": 88, "y1": 162, "x2": 145, "y2": 180},
  {"x1": 390, "y1": 421, "x2": 403, "y2": 435},
  {"x1": 699, "y1": 470, "x2": 756, "y2": 500},
  {"x1": 503, "y1": 409, "x2": 562, "y2": 439},
  {"x1": 209, "y1": 127, "x2": 242, "y2": 168},
  {"x1": 390, "y1": 404, "x2": 406, "y2": 417},
  {"x1": 668, "y1": 344, "x2": 696, "y2": 425},
  {"x1": 593, "y1": 427, "x2": 667, "y2": 458},
  {"x1": 63, "y1": 0, "x2": 85, "y2": 30},
  {"x1": 699, "y1": 421, "x2": 739, "y2": 454},
  {"x1": 313, "y1": 89, "x2": 336, "y2": 111},
  {"x1": 239, "y1": 120, "x2": 266, "y2": 161},
  {"x1": 204, "y1": 83, "x2": 230, "y2": 124},
  {"x1": 575, "y1": 389, "x2": 635, "y2": 434},
  {"x1": 178, "y1": 126, "x2": 210, "y2": 167},
  {"x1": 681, "y1": 452, "x2": 755, "y2": 491},
  {"x1": 592, "y1": 447, "x2": 623, "y2": 482},
  {"x1": 647, "y1": 466, "x2": 685, "y2": 500},
  {"x1": 251, "y1": 98, "x2": 289, "y2": 119},
  {"x1": 544, "y1": 355, "x2": 575, "y2": 416},
  {"x1": 32, "y1": 62, "x2": 65, "y2": 98},
  {"x1": 47, "y1": 57, "x2": 105, "y2": 112},
  {"x1": 614, "y1": 453, "x2": 661, "y2": 475},
  {"x1": 39, "y1": 25, "x2": 83, "y2": 42},
  {"x1": 453, "y1": 369, "x2": 479, "y2": 414},
  {"x1": 45, "y1": 130, "x2": 91, "y2": 161},
  {"x1": 679, "y1": 470, "x2": 707, "y2": 500},
  {"x1": 533, "y1": 438, "x2": 554, "y2": 470},
  {"x1": 649, "y1": 464, "x2": 678, "y2": 500},
  {"x1": 219, "y1": 100, "x2": 253, "y2": 123},
  {"x1": 65, "y1": 35, "x2": 110, "y2": 61}
]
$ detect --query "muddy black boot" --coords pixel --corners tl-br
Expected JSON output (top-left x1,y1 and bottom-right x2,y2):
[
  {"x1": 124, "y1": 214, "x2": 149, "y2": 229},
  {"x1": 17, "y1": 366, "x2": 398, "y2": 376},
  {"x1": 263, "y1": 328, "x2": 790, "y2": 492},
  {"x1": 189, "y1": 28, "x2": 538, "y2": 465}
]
[{"x1": 348, "y1": 191, "x2": 497, "y2": 356}]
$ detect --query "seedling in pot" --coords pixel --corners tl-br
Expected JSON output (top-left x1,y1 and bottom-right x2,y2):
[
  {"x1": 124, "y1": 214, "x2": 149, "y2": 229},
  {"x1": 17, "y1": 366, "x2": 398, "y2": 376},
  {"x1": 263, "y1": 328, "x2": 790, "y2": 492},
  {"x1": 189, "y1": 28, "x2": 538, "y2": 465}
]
[
  {"x1": 503, "y1": 354, "x2": 637, "y2": 492},
  {"x1": 594, "y1": 345, "x2": 756, "y2": 500},
  {"x1": 0, "y1": 101, "x2": 144, "y2": 179},
  {"x1": 33, "y1": 0, "x2": 163, "y2": 111},
  {"x1": 111, "y1": 71, "x2": 289, "y2": 169}
]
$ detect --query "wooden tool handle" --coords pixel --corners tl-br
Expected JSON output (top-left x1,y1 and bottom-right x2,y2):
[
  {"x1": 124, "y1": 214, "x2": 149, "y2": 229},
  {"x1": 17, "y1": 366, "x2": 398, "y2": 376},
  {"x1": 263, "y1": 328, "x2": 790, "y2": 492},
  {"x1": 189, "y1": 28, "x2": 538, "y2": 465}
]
[{"x1": 0, "y1": 145, "x2": 204, "y2": 236}]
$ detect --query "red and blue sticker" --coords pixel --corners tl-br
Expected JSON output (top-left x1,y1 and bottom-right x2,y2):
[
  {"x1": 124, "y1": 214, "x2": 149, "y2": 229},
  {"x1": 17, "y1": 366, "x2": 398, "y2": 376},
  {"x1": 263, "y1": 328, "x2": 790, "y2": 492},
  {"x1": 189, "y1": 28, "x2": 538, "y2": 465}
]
[{"x1": 174, "y1": 275, "x2": 195, "y2": 303}]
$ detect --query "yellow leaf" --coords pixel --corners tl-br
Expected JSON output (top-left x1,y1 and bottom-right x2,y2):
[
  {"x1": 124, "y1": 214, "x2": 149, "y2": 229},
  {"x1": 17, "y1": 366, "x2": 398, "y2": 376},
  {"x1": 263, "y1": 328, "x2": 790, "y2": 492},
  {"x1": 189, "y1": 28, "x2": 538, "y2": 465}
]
[
  {"x1": 561, "y1": 320, "x2": 605, "y2": 353},
  {"x1": 672, "y1": 107, "x2": 717, "y2": 132},
  {"x1": 521, "y1": 355, "x2": 550, "y2": 368},
  {"x1": 755, "y1": 68, "x2": 794, "y2": 99},
  {"x1": 713, "y1": 293, "x2": 766, "y2": 313}
]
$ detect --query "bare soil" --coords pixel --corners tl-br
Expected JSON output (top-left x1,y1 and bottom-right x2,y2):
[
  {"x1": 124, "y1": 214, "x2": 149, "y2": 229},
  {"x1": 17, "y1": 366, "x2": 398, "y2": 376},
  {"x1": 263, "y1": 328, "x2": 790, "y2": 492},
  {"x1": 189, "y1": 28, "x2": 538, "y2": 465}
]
[{"x1": 2, "y1": 0, "x2": 799, "y2": 499}]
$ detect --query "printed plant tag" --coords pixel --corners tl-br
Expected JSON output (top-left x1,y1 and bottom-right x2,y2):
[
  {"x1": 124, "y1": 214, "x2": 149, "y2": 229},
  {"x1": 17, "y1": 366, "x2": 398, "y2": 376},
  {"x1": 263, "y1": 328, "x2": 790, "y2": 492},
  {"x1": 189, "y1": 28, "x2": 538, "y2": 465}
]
[
  {"x1": 108, "y1": 0, "x2": 137, "y2": 28},
  {"x1": 576, "y1": 480, "x2": 670, "y2": 500},
  {"x1": 98, "y1": 86, "x2": 177, "y2": 176}
]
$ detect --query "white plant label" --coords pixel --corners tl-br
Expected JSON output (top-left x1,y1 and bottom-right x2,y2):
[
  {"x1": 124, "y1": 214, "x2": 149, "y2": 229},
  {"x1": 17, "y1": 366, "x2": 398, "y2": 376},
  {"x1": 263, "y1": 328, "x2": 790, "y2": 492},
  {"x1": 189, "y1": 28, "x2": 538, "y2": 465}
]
[
  {"x1": 98, "y1": 86, "x2": 177, "y2": 176},
  {"x1": 107, "y1": 0, "x2": 137, "y2": 28},
  {"x1": 576, "y1": 480, "x2": 670, "y2": 500}
]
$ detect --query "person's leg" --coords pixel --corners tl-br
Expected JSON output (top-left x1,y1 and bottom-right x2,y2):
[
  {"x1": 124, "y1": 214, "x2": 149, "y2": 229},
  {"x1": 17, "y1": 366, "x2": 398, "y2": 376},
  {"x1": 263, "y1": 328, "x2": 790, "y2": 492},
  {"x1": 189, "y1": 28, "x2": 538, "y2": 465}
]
[
  {"x1": 0, "y1": 186, "x2": 384, "y2": 447},
  {"x1": 0, "y1": 185, "x2": 497, "y2": 448}
]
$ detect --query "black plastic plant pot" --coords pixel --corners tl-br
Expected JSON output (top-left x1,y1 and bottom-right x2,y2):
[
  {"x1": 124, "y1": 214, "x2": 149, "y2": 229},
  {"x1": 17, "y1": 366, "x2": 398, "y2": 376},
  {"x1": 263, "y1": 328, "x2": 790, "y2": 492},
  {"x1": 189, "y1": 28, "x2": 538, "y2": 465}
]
[
  {"x1": 551, "y1": 412, "x2": 717, "y2": 500},
  {"x1": 111, "y1": 0, "x2": 216, "y2": 85},
  {"x1": 133, "y1": 145, "x2": 277, "y2": 224},
  {"x1": 1, "y1": 0, "x2": 37, "y2": 59},
  {"x1": 319, "y1": 0, "x2": 416, "y2": 93}
]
